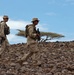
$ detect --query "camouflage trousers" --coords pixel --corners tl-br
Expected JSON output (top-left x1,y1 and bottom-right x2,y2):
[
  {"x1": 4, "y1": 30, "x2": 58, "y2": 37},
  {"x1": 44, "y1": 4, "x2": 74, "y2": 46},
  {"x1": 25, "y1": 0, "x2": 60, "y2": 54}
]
[
  {"x1": 26, "y1": 43, "x2": 39, "y2": 60},
  {"x1": 0, "y1": 37, "x2": 9, "y2": 55},
  {"x1": 19, "y1": 43, "x2": 40, "y2": 63}
]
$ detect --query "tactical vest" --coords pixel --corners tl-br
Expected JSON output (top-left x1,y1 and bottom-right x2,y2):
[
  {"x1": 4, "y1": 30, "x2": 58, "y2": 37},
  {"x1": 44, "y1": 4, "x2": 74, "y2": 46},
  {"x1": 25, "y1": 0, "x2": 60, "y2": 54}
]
[{"x1": 0, "y1": 21, "x2": 10, "y2": 35}]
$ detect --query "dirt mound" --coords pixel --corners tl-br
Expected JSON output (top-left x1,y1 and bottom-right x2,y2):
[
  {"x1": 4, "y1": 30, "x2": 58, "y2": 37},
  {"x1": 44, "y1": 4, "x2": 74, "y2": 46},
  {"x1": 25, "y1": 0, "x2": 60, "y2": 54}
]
[{"x1": 0, "y1": 41, "x2": 74, "y2": 75}]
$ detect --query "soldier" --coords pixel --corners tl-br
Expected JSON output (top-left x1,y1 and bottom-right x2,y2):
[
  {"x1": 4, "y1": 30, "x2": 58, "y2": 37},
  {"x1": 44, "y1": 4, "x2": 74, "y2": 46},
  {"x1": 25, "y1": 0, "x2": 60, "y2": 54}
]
[
  {"x1": 26, "y1": 18, "x2": 40, "y2": 45},
  {"x1": 0, "y1": 15, "x2": 10, "y2": 55},
  {"x1": 17, "y1": 18, "x2": 41, "y2": 65}
]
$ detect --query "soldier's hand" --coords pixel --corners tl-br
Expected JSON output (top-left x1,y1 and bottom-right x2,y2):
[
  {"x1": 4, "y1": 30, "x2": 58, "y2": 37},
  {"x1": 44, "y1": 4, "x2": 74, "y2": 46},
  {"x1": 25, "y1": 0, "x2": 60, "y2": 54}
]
[{"x1": 36, "y1": 33, "x2": 40, "y2": 37}]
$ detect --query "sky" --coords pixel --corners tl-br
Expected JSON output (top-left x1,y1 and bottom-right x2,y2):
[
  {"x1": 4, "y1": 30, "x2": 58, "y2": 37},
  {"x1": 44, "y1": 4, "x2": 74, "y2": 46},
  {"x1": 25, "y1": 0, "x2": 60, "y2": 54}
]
[{"x1": 0, "y1": 0, "x2": 74, "y2": 44}]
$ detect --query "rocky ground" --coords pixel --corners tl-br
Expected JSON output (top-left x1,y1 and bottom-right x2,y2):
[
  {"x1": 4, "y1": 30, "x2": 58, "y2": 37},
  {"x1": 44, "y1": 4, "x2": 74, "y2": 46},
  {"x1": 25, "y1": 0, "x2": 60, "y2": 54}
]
[{"x1": 0, "y1": 41, "x2": 74, "y2": 75}]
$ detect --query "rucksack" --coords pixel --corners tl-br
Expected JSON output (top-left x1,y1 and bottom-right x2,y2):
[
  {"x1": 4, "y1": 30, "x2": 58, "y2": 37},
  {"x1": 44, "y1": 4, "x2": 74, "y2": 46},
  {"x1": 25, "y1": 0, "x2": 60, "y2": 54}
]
[
  {"x1": 25, "y1": 25, "x2": 41, "y2": 41},
  {"x1": 25, "y1": 25, "x2": 29, "y2": 37},
  {"x1": 4, "y1": 24, "x2": 10, "y2": 35},
  {"x1": 25, "y1": 24, "x2": 36, "y2": 37}
]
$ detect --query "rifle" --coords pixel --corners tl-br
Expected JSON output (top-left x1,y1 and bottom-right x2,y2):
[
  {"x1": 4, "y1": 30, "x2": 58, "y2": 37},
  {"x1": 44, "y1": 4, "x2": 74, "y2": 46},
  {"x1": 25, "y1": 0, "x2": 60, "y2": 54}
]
[{"x1": 36, "y1": 28, "x2": 41, "y2": 41}]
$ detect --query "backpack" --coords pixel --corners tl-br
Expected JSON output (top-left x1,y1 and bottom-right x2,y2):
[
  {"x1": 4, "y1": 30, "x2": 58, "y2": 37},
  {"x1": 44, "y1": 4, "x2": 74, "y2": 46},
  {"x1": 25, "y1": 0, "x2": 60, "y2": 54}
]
[
  {"x1": 4, "y1": 24, "x2": 10, "y2": 35},
  {"x1": 25, "y1": 24, "x2": 36, "y2": 37},
  {"x1": 25, "y1": 25, "x2": 29, "y2": 37},
  {"x1": 25, "y1": 25, "x2": 41, "y2": 41}
]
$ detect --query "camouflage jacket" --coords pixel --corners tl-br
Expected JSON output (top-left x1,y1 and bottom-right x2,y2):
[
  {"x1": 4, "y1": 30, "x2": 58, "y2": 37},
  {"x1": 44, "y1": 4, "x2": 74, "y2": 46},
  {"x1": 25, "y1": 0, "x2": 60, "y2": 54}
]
[
  {"x1": 26, "y1": 24, "x2": 37, "y2": 45},
  {"x1": 0, "y1": 21, "x2": 9, "y2": 45},
  {"x1": 0, "y1": 21, "x2": 6, "y2": 38},
  {"x1": 0, "y1": 21, "x2": 10, "y2": 36}
]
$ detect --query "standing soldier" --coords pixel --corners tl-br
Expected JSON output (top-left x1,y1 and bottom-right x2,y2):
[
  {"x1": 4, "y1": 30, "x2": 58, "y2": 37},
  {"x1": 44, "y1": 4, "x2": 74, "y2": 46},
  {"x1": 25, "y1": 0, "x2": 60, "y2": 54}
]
[
  {"x1": 17, "y1": 18, "x2": 41, "y2": 65},
  {"x1": 26, "y1": 18, "x2": 40, "y2": 45},
  {"x1": 0, "y1": 15, "x2": 10, "y2": 56}
]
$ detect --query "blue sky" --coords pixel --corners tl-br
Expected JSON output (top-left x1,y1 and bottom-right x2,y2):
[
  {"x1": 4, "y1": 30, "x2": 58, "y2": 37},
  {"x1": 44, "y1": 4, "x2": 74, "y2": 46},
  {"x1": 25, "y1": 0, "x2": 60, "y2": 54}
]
[{"x1": 0, "y1": 0, "x2": 74, "y2": 44}]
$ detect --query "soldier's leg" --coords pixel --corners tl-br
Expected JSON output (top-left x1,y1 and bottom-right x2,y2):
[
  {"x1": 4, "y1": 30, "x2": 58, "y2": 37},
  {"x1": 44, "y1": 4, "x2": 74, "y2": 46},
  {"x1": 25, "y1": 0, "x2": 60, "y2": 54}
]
[
  {"x1": 0, "y1": 40, "x2": 6, "y2": 55},
  {"x1": 16, "y1": 43, "x2": 39, "y2": 65},
  {"x1": 21, "y1": 52, "x2": 33, "y2": 61},
  {"x1": 21, "y1": 43, "x2": 39, "y2": 61},
  {"x1": 16, "y1": 52, "x2": 31, "y2": 65},
  {"x1": 17, "y1": 45, "x2": 34, "y2": 62},
  {"x1": 31, "y1": 43, "x2": 41, "y2": 65}
]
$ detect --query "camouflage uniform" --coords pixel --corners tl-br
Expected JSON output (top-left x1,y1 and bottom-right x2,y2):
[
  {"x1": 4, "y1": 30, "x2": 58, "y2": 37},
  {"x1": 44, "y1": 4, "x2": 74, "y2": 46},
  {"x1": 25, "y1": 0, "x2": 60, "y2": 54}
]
[
  {"x1": 0, "y1": 16, "x2": 10, "y2": 55},
  {"x1": 17, "y1": 18, "x2": 41, "y2": 65},
  {"x1": 26, "y1": 18, "x2": 40, "y2": 53},
  {"x1": 27, "y1": 24, "x2": 37, "y2": 45}
]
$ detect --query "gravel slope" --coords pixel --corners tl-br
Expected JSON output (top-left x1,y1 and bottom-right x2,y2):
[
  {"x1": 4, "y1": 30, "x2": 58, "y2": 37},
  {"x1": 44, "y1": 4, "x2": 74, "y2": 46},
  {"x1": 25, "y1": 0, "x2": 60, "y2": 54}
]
[{"x1": 0, "y1": 41, "x2": 74, "y2": 75}]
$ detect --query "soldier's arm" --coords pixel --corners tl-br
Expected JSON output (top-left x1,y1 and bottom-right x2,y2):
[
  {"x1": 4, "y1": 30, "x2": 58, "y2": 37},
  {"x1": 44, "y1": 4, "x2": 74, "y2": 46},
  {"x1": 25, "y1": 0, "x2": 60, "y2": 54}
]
[{"x1": 28, "y1": 26, "x2": 37, "y2": 38}]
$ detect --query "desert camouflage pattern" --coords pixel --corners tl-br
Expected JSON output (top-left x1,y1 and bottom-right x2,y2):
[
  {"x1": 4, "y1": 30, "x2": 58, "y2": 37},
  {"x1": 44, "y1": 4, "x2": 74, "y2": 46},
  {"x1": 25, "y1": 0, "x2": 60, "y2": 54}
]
[
  {"x1": 0, "y1": 21, "x2": 9, "y2": 55},
  {"x1": 27, "y1": 24, "x2": 38, "y2": 45}
]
